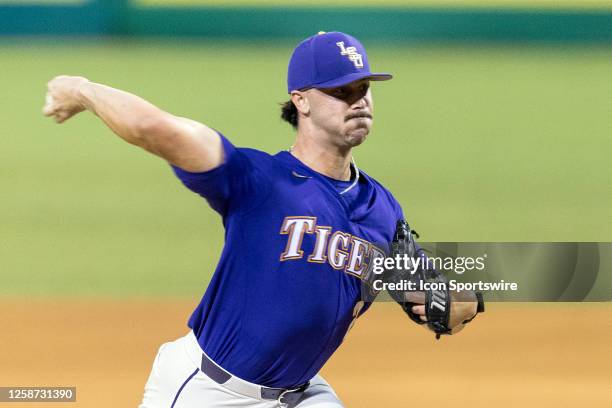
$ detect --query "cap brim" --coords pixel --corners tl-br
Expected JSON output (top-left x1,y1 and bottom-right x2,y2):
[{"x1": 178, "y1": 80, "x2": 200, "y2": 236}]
[{"x1": 312, "y1": 72, "x2": 393, "y2": 89}]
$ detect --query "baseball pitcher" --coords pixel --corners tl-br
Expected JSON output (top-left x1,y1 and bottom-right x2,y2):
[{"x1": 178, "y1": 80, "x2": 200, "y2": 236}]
[{"x1": 43, "y1": 32, "x2": 483, "y2": 408}]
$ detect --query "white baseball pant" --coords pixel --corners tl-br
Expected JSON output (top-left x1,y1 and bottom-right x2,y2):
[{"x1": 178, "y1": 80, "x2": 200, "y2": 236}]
[{"x1": 138, "y1": 332, "x2": 344, "y2": 408}]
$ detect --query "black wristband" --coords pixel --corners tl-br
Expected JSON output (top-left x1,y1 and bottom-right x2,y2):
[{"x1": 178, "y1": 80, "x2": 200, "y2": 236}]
[{"x1": 476, "y1": 291, "x2": 485, "y2": 313}]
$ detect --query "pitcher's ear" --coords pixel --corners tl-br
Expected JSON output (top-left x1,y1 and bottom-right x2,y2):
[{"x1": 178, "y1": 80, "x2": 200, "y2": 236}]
[{"x1": 291, "y1": 91, "x2": 310, "y2": 116}]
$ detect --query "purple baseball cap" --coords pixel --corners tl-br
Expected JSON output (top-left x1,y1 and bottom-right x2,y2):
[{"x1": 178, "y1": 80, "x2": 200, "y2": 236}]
[{"x1": 287, "y1": 31, "x2": 393, "y2": 93}]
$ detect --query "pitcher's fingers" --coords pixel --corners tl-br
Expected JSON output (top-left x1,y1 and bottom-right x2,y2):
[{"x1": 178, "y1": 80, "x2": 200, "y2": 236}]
[
  {"x1": 411, "y1": 305, "x2": 425, "y2": 315},
  {"x1": 55, "y1": 110, "x2": 70, "y2": 124},
  {"x1": 43, "y1": 94, "x2": 56, "y2": 116}
]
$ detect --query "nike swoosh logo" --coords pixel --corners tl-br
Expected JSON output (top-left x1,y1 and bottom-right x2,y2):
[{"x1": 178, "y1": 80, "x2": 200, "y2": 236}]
[{"x1": 291, "y1": 171, "x2": 312, "y2": 179}]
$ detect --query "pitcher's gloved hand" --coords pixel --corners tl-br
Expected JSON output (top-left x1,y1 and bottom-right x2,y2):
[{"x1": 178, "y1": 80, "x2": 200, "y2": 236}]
[
  {"x1": 408, "y1": 290, "x2": 482, "y2": 336},
  {"x1": 387, "y1": 219, "x2": 485, "y2": 339}
]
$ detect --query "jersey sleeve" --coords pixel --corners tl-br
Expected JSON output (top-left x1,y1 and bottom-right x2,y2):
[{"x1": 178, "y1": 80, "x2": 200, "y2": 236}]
[
  {"x1": 170, "y1": 132, "x2": 267, "y2": 217},
  {"x1": 393, "y1": 200, "x2": 405, "y2": 222}
]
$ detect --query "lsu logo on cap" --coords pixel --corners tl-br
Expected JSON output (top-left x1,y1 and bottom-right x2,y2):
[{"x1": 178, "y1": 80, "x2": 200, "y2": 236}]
[{"x1": 336, "y1": 41, "x2": 363, "y2": 69}]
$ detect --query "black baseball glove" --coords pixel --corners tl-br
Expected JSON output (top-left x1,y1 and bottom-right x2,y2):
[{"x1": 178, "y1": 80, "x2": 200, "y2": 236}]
[{"x1": 386, "y1": 220, "x2": 484, "y2": 339}]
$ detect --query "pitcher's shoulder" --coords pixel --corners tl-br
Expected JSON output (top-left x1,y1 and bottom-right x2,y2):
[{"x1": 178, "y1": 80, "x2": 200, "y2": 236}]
[{"x1": 360, "y1": 170, "x2": 404, "y2": 218}]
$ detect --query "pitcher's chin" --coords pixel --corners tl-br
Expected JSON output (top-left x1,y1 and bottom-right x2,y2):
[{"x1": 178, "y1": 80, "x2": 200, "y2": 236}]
[{"x1": 346, "y1": 129, "x2": 369, "y2": 147}]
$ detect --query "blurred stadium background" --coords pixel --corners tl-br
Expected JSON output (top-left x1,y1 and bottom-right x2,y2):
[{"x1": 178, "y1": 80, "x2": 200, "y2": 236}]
[
  {"x1": 2, "y1": 0, "x2": 612, "y2": 296},
  {"x1": 0, "y1": 1, "x2": 611, "y2": 407}
]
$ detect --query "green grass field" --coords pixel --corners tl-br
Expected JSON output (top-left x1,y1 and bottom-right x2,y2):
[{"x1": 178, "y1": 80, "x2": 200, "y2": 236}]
[{"x1": 1, "y1": 41, "x2": 611, "y2": 297}]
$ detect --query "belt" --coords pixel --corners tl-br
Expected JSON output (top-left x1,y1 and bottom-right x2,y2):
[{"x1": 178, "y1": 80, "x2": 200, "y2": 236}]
[{"x1": 200, "y1": 352, "x2": 310, "y2": 405}]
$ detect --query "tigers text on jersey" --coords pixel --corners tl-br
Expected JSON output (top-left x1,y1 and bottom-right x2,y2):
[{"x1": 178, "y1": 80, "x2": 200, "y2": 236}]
[{"x1": 171, "y1": 133, "x2": 403, "y2": 389}]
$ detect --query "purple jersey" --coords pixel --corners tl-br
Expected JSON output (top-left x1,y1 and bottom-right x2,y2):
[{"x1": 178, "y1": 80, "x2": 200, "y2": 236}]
[{"x1": 172, "y1": 133, "x2": 403, "y2": 388}]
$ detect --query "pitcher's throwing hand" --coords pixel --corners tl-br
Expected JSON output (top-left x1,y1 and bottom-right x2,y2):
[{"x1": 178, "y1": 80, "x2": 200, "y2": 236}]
[{"x1": 43, "y1": 75, "x2": 88, "y2": 123}]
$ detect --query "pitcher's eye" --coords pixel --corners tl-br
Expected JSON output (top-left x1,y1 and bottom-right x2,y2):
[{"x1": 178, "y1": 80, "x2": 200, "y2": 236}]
[{"x1": 334, "y1": 87, "x2": 348, "y2": 96}]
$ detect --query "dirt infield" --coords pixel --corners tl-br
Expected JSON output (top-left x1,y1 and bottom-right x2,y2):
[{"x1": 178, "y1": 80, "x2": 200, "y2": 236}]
[{"x1": 0, "y1": 300, "x2": 610, "y2": 407}]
